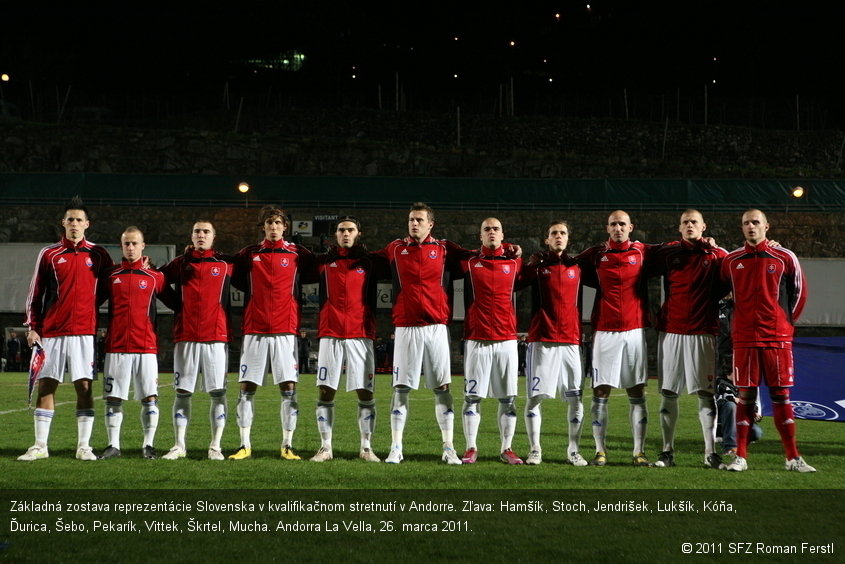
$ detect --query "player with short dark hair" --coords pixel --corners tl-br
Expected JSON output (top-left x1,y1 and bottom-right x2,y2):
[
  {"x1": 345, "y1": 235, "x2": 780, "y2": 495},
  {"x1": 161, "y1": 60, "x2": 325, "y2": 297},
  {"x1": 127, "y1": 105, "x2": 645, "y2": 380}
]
[
  {"x1": 19, "y1": 196, "x2": 113, "y2": 461},
  {"x1": 373, "y1": 202, "x2": 473, "y2": 464},
  {"x1": 520, "y1": 220, "x2": 588, "y2": 466},
  {"x1": 310, "y1": 216, "x2": 388, "y2": 463},
  {"x1": 160, "y1": 220, "x2": 234, "y2": 461}
]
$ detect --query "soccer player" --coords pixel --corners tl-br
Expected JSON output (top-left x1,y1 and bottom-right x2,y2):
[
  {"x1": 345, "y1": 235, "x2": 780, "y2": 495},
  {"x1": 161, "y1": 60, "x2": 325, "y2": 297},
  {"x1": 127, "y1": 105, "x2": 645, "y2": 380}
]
[
  {"x1": 99, "y1": 227, "x2": 167, "y2": 459},
  {"x1": 20, "y1": 196, "x2": 113, "y2": 461},
  {"x1": 577, "y1": 210, "x2": 651, "y2": 466},
  {"x1": 310, "y1": 216, "x2": 388, "y2": 463},
  {"x1": 649, "y1": 210, "x2": 727, "y2": 468},
  {"x1": 520, "y1": 220, "x2": 588, "y2": 466},
  {"x1": 229, "y1": 206, "x2": 315, "y2": 461},
  {"x1": 159, "y1": 220, "x2": 234, "y2": 461},
  {"x1": 373, "y1": 202, "x2": 472, "y2": 464},
  {"x1": 459, "y1": 218, "x2": 523, "y2": 465},
  {"x1": 719, "y1": 209, "x2": 814, "y2": 472}
]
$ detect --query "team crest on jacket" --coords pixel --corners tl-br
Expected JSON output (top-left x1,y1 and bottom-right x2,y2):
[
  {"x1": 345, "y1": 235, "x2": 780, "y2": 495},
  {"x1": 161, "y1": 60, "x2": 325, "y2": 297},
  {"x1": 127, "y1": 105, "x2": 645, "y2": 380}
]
[
  {"x1": 281, "y1": 257, "x2": 289, "y2": 267},
  {"x1": 567, "y1": 269, "x2": 576, "y2": 279},
  {"x1": 211, "y1": 266, "x2": 221, "y2": 276},
  {"x1": 628, "y1": 256, "x2": 638, "y2": 265},
  {"x1": 703, "y1": 259, "x2": 711, "y2": 267},
  {"x1": 139, "y1": 279, "x2": 148, "y2": 289},
  {"x1": 428, "y1": 249, "x2": 438, "y2": 259},
  {"x1": 767, "y1": 263, "x2": 776, "y2": 273},
  {"x1": 356, "y1": 266, "x2": 365, "y2": 274},
  {"x1": 502, "y1": 265, "x2": 511, "y2": 274},
  {"x1": 85, "y1": 257, "x2": 94, "y2": 267}
]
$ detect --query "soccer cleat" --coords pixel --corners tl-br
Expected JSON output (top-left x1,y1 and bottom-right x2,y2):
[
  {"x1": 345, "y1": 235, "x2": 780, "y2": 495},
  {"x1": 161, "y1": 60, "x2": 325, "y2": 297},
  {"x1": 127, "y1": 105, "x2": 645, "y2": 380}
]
[
  {"x1": 726, "y1": 455, "x2": 748, "y2": 472},
  {"x1": 719, "y1": 450, "x2": 737, "y2": 470},
  {"x1": 525, "y1": 450, "x2": 542, "y2": 465},
  {"x1": 75, "y1": 446, "x2": 97, "y2": 461},
  {"x1": 566, "y1": 452, "x2": 589, "y2": 467},
  {"x1": 310, "y1": 447, "x2": 333, "y2": 462},
  {"x1": 228, "y1": 446, "x2": 252, "y2": 460},
  {"x1": 207, "y1": 447, "x2": 225, "y2": 461},
  {"x1": 442, "y1": 446, "x2": 463, "y2": 465},
  {"x1": 654, "y1": 451, "x2": 675, "y2": 468},
  {"x1": 98, "y1": 446, "x2": 122, "y2": 459},
  {"x1": 359, "y1": 448, "x2": 381, "y2": 462},
  {"x1": 461, "y1": 448, "x2": 478, "y2": 464},
  {"x1": 705, "y1": 453, "x2": 722, "y2": 469},
  {"x1": 281, "y1": 446, "x2": 302, "y2": 460},
  {"x1": 18, "y1": 445, "x2": 49, "y2": 461},
  {"x1": 590, "y1": 451, "x2": 607, "y2": 466},
  {"x1": 142, "y1": 445, "x2": 157, "y2": 459},
  {"x1": 161, "y1": 446, "x2": 187, "y2": 460},
  {"x1": 385, "y1": 447, "x2": 403, "y2": 464},
  {"x1": 499, "y1": 449, "x2": 523, "y2": 465},
  {"x1": 785, "y1": 456, "x2": 816, "y2": 473},
  {"x1": 632, "y1": 452, "x2": 651, "y2": 467}
]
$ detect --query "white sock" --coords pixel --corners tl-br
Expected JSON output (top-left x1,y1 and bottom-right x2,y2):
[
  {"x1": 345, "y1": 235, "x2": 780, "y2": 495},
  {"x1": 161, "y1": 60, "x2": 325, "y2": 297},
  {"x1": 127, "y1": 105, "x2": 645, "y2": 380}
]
[
  {"x1": 698, "y1": 395, "x2": 717, "y2": 455},
  {"x1": 173, "y1": 392, "x2": 192, "y2": 449},
  {"x1": 76, "y1": 409, "x2": 94, "y2": 449},
  {"x1": 659, "y1": 392, "x2": 679, "y2": 452},
  {"x1": 281, "y1": 390, "x2": 298, "y2": 447},
  {"x1": 34, "y1": 408, "x2": 54, "y2": 447},
  {"x1": 390, "y1": 388, "x2": 409, "y2": 449},
  {"x1": 462, "y1": 398, "x2": 481, "y2": 450},
  {"x1": 524, "y1": 396, "x2": 542, "y2": 451},
  {"x1": 105, "y1": 400, "x2": 124, "y2": 450},
  {"x1": 316, "y1": 401, "x2": 334, "y2": 449},
  {"x1": 434, "y1": 388, "x2": 455, "y2": 447},
  {"x1": 358, "y1": 400, "x2": 376, "y2": 450},
  {"x1": 564, "y1": 390, "x2": 584, "y2": 454},
  {"x1": 591, "y1": 396, "x2": 608, "y2": 453},
  {"x1": 141, "y1": 399, "x2": 159, "y2": 448},
  {"x1": 629, "y1": 396, "x2": 648, "y2": 456},
  {"x1": 497, "y1": 398, "x2": 518, "y2": 452},
  {"x1": 209, "y1": 390, "x2": 227, "y2": 450},
  {"x1": 236, "y1": 391, "x2": 254, "y2": 448}
]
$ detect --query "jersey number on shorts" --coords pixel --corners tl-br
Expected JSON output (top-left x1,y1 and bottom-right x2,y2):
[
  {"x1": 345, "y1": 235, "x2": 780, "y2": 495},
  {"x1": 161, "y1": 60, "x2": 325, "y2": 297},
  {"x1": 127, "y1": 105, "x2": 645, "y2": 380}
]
[
  {"x1": 173, "y1": 371, "x2": 181, "y2": 387},
  {"x1": 104, "y1": 376, "x2": 115, "y2": 394},
  {"x1": 530, "y1": 377, "x2": 541, "y2": 392},
  {"x1": 465, "y1": 379, "x2": 478, "y2": 395},
  {"x1": 318, "y1": 367, "x2": 328, "y2": 382}
]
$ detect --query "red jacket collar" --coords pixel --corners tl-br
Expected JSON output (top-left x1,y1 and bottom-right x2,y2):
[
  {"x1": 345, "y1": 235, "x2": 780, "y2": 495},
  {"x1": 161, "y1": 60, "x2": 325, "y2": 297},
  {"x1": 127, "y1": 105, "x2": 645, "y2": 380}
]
[
  {"x1": 261, "y1": 238, "x2": 288, "y2": 250},
  {"x1": 607, "y1": 238, "x2": 632, "y2": 251},
  {"x1": 480, "y1": 244, "x2": 506, "y2": 257},
  {"x1": 744, "y1": 239, "x2": 770, "y2": 252}
]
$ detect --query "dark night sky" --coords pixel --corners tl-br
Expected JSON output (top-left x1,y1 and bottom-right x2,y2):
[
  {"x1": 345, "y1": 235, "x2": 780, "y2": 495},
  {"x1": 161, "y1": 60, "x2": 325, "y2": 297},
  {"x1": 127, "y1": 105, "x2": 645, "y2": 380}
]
[{"x1": 2, "y1": 2, "x2": 843, "y2": 110}]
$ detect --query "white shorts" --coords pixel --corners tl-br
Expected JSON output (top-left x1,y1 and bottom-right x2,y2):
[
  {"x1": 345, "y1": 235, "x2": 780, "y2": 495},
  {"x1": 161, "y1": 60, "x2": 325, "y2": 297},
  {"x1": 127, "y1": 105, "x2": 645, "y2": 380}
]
[
  {"x1": 39, "y1": 335, "x2": 96, "y2": 383},
  {"x1": 239, "y1": 334, "x2": 298, "y2": 386},
  {"x1": 392, "y1": 324, "x2": 451, "y2": 390},
  {"x1": 104, "y1": 353, "x2": 159, "y2": 400},
  {"x1": 463, "y1": 340, "x2": 518, "y2": 399},
  {"x1": 591, "y1": 328, "x2": 647, "y2": 389},
  {"x1": 525, "y1": 342, "x2": 583, "y2": 399},
  {"x1": 173, "y1": 341, "x2": 228, "y2": 393},
  {"x1": 316, "y1": 337, "x2": 375, "y2": 392},
  {"x1": 657, "y1": 332, "x2": 716, "y2": 395}
]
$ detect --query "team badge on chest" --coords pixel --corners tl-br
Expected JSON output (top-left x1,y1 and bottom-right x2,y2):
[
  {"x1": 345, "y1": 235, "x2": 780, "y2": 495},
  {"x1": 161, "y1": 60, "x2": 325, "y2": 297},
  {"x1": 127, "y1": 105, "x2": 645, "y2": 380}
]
[
  {"x1": 211, "y1": 266, "x2": 221, "y2": 276},
  {"x1": 567, "y1": 269, "x2": 576, "y2": 279},
  {"x1": 139, "y1": 279, "x2": 148, "y2": 290},
  {"x1": 627, "y1": 255, "x2": 638, "y2": 265},
  {"x1": 767, "y1": 263, "x2": 776, "y2": 273},
  {"x1": 85, "y1": 257, "x2": 94, "y2": 267},
  {"x1": 429, "y1": 249, "x2": 438, "y2": 259},
  {"x1": 356, "y1": 266, "x2": 365, "y2": 274},
  {"x1": 502, "y1": 265, "x2": 511, "y2": 274},
  {"x1": 281, "y1": 257, "x2": 290, "y2": 267}
]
